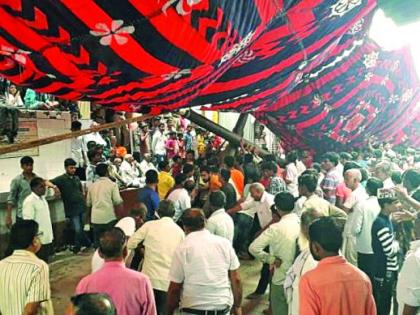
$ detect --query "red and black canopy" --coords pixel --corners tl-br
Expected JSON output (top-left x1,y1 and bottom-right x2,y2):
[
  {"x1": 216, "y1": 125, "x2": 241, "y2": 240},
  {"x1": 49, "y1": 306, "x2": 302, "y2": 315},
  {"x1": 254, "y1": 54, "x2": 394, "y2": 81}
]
[{"x1": 0, "y1": 0, "x2": 419, "y2": 150}]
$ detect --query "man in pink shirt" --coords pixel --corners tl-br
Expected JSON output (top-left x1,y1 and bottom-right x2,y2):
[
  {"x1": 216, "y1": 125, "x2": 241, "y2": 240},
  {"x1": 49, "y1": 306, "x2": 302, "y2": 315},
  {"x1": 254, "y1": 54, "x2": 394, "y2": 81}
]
[
  {"x1": 75, "y1": 227, "x2": 156, "y2": 315},
  {"x1": 299, "y1": 217, "x2": 376, "y2": 315}
]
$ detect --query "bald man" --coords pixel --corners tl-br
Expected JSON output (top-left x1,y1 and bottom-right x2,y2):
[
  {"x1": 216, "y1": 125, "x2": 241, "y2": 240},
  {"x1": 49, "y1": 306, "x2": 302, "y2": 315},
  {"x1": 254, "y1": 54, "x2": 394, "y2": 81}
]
[
  {"x1": 343, "y1": 169, "x2": 368, "y2": 266},
  {"x1": 167, "y1": 209, "x2": 243, "y2": 315}
]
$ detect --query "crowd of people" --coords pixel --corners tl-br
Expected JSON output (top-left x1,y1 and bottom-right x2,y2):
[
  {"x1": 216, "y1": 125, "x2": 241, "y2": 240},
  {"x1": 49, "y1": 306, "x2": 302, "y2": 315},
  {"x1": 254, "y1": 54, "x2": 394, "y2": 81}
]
[{"x1": 0, "y1": 113, "x2": 420, "y2": 315}]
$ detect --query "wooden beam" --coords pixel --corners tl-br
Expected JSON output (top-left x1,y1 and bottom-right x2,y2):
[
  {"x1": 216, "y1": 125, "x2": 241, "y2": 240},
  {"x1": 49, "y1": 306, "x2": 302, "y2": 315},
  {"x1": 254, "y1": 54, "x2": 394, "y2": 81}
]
[{"x1": 0, "y1": 114, "x2": 152, "y2": 156}]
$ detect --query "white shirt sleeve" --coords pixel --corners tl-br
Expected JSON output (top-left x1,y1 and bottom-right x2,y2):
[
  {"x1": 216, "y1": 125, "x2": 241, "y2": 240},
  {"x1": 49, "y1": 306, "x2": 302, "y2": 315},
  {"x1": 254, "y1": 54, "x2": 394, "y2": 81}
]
[
  {"x1": 127, "y1": 223, "x2": 149, "y2": 250},
  {"x1": 350, "y1": 202, "x2": 364, "y2": 236}
]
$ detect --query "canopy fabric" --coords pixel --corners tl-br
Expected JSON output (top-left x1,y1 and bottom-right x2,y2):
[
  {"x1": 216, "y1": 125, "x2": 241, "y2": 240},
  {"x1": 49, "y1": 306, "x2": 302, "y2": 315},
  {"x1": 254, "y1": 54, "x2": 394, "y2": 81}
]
[
  {"x1": 255, "y1": 40, "x2": 420, "y2": 150},
  {"x1": 0, "y1": 0, "x2": 419, "y2": 150}
]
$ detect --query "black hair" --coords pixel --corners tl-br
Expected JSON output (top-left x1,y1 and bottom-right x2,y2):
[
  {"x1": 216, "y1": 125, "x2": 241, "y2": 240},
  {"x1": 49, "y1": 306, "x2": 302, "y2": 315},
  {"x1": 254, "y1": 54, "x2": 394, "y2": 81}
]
[
  {"x1": 145, "y1": 169, "x2": 159, "y2": 184},
  {"x1": 322, "y1": 152, "x2": 339, "y2": 166},
  {"x1": 9, "y1": 220, "x2": 39, "y2": 250},
  {"x1": 224, "y1": 156, "x2": 235, "y2": 168},
  {"x1": 339, "y1": 152, "x2": 352, "y2": 161},
  {"x1": 71, "y1": 121, "x2": 82, "y2": 131},
  {"x1": 262, "y1": 161, "x2": 277, "y2": 173},
  {"x1": 403, "y1": 169, "x2": 420, "y2": 189},
  {"x1": 378, "y1": 197, "x2": 398, "y2": 209},
  {"x1": 220, "y1": 169, "x2": 231, "y2": 182},
  {"x1": 309, "y1": 217, "x2": 343, "y2": 252},
  {"x1": 312, "y1": 162, "x2": 321, "y2": 174},
  {"x1": 87, "y1": 149, "x2": 100, "y2": 162},
  {"x1": 95, "y1": 163, "x2": 108, "y2": 177},
  {"x1": 365, "y1": 177, "x2": 383, "y2": 197},
  {"x1": 286, "y1": 151, "x2": 298, "y2": 164},
  {"x1": 244, "y1": 153, "x2": 254, "y2": 164},
  {"x1": 360, "y1": 168, "x2": 368, "y2": 182},
  {"x1": 184, "y1": 180, "x2": 196, "y2": 193},
  {"x1": 181, "y1": 208, "x2": 205, "y2": 231},
  {"x1": 30, "y1": 177, "x2": 44, "y2": 190},
  {"x1": 172, "y1": 155, "x2": 181, "y2": 163},
  {"x1": 209, "y1": 191, "x2": 226, "y2": 209},
  {"x1": 186, "y1": 149, "x2": 195, "y2": 157},
  {"x1": 391, "y1": 171, "x2": 402, "y2": 185},
  {"x1": 343, "y1": 161, "x2": 361, "y2": 173},
  {"x1": 64, "y1": 158, "x2": 77, "y2": 167},
  {"x1": 298, "y1": 174, "x2": 318, "y2": 193},
  {"x1": 274, "y1": 191, "x2": 295, "y2": 212},
  {"x1": 98, "y1": 227, "x2": 126, "y2": 259},
  {"x1": 200, "y1": 165, "x2": 210, "y2": 173},
  {"x1": 373, "y1": 149, "x2": 383, "y2": 159},
  {"x1": 20, "y1": 156, "x2": 34, "y2": 165},
  {"x1": 158, "y1": 200, "x2": 176, "y2": 217},
  {"x1": 71, "y1": 293, "x2": 116, "y2": 315},
  {"x1": 175, "y1": 173, "x2": 187, "y2": 185},
  {"x1": 182, "y1": 164, "x2": 194, "y2": 174},
  {"x1": 158, "y1": 160, "x2": 169, "y2": 171}
]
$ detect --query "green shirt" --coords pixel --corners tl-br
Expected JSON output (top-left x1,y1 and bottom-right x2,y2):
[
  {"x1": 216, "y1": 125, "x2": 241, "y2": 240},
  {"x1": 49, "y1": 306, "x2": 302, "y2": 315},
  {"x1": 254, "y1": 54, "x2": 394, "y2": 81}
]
[{"x1": 7, "y1": 173, "x2": 36, "y2": 218}]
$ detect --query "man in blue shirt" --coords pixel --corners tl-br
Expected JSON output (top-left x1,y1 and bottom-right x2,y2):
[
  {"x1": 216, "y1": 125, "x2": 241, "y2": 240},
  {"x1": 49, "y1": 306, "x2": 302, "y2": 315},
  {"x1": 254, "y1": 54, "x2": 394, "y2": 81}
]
[{"x1": 138, "y1": 170, "x2": 160, "y2": 221}]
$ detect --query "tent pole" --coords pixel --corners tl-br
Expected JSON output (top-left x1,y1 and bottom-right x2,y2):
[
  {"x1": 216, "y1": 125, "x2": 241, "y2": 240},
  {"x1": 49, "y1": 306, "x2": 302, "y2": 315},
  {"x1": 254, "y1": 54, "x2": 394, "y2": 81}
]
[{"x1": 180, "y1": 110, "x2": 269, "y2": 156}]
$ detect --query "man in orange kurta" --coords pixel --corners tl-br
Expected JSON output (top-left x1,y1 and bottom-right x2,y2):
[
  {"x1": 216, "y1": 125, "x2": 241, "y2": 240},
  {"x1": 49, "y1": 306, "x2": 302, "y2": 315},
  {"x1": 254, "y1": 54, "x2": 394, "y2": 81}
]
[{"x1": 299, "y1": 217, "x2": 376, "y2": 315}]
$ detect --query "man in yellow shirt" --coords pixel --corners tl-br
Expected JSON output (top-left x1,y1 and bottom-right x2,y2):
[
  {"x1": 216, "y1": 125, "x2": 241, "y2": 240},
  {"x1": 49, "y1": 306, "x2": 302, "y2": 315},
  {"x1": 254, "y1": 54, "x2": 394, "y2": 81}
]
[{"x1": 158, "y1": 160, "x2": 175, "y2": 200}]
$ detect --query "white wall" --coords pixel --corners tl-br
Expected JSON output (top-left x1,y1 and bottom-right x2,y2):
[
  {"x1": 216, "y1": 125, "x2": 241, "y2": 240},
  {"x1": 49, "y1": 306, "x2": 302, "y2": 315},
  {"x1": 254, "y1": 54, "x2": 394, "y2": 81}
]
[{"x1": 0, "y1": 111, "x2": 72, "y2": 193}]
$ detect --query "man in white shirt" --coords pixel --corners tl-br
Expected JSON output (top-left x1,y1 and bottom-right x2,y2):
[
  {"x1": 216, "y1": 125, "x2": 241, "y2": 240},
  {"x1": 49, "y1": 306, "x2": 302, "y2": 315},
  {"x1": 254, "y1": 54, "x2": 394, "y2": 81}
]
[
  {"x1": 82, "y1": 122, "x2": 107, "y2": 148},
  {"x1": 375, "y1": 161, "x2": 395, "y2": 189},
  {"x1": 91, "y1": 205, "x2": 146, "y2": 273},
  {"x1": 206, "y1": 191, "x2": 234, "y2": 243},
  {"x1": 397, "y1": 239, "x2": 420, "y2": 315},
  {"x1": 167, "y1": 209, "x2": 243, "y2": 315},
  {"x1": 249, "y1": 192, "x2": 300, "y2": 315},
  {"x1": 151, "y1": 123, "x2": 166, "y2": 164},
  {"x1": 128, "y1": 200, "x2": 184, "y2": 315},
  {"x1": 166, "y1": 173, "x2": 191, "y2": 222},
  {"x1": 351, "y1": 178, "x2": 383, "y2": 282},
  {"x1": 342, "y1": 168, "x2": 369, "y2": 266},
  {"x1": 22, "y1": 177, "x2": 55, "y2": 262},
  {"x1": 139, "y1": 153, "x2": 157, "y2": 177},
  {"x1": 70, "y1": 121, "x2": 87, "y2": 173},
  {"x1": 228, "y1": 183, "x2": 274, "y2": 257},
  {"x1": 0, "y1": 220, "x2": 53, "y2": 315},
  {"x1": 120, "y1": 154, "x2": 141, "y2": 187},
  {"x1": 87, "y1": 163, "x2": 124, "y2": 247}
]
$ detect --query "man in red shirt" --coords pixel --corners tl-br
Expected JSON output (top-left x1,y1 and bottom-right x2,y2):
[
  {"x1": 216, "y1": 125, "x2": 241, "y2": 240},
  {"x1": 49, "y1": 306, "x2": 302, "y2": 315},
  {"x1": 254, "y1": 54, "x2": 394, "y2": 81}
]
[{"x1": 299, "y1": 217, "x2": 376, "y2": 315}]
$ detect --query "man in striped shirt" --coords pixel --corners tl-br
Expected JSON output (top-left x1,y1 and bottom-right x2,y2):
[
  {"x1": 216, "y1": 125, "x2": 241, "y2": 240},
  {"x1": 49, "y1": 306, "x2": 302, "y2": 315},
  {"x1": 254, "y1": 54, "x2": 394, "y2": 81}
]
[
  {"x1": 0, "y1": 220, "x2": 52, "y2": 315},
  {"x1": 371, "y1": 189, "x2": 401, "y2": 315}
]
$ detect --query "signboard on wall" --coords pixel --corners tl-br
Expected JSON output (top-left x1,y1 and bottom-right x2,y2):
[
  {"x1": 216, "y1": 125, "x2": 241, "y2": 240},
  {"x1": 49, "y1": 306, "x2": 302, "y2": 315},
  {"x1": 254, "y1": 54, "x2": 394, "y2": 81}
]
[{"x1": 0, "y1": 118, "x2": 39, "y2": 159}]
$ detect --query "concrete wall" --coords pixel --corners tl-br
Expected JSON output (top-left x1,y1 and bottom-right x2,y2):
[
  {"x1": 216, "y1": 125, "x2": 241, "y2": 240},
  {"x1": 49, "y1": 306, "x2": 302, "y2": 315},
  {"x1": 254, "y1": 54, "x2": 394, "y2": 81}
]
[{"x1": 0, "y1": 111, "x2": 73, "y2": 251}]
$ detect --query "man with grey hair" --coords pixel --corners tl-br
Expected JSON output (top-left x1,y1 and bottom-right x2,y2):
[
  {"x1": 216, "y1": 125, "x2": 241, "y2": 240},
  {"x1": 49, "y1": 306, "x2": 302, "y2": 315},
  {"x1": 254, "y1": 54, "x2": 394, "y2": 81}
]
[
  {"x1": 228, "y1": 183, "x2": 274, "y2": 299},
  {"x1": 120, "y1": 154, "x2": 141, "y2": 187},
  {"x1": 228, "y1": 183, "x2": 274, "y2": 256},
  {"x1": 343, "y1": 168, "x2": 368, "y2": 266},
  {"x1": 374, "y1": 161, "x2": 394, "y2": 189}
]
